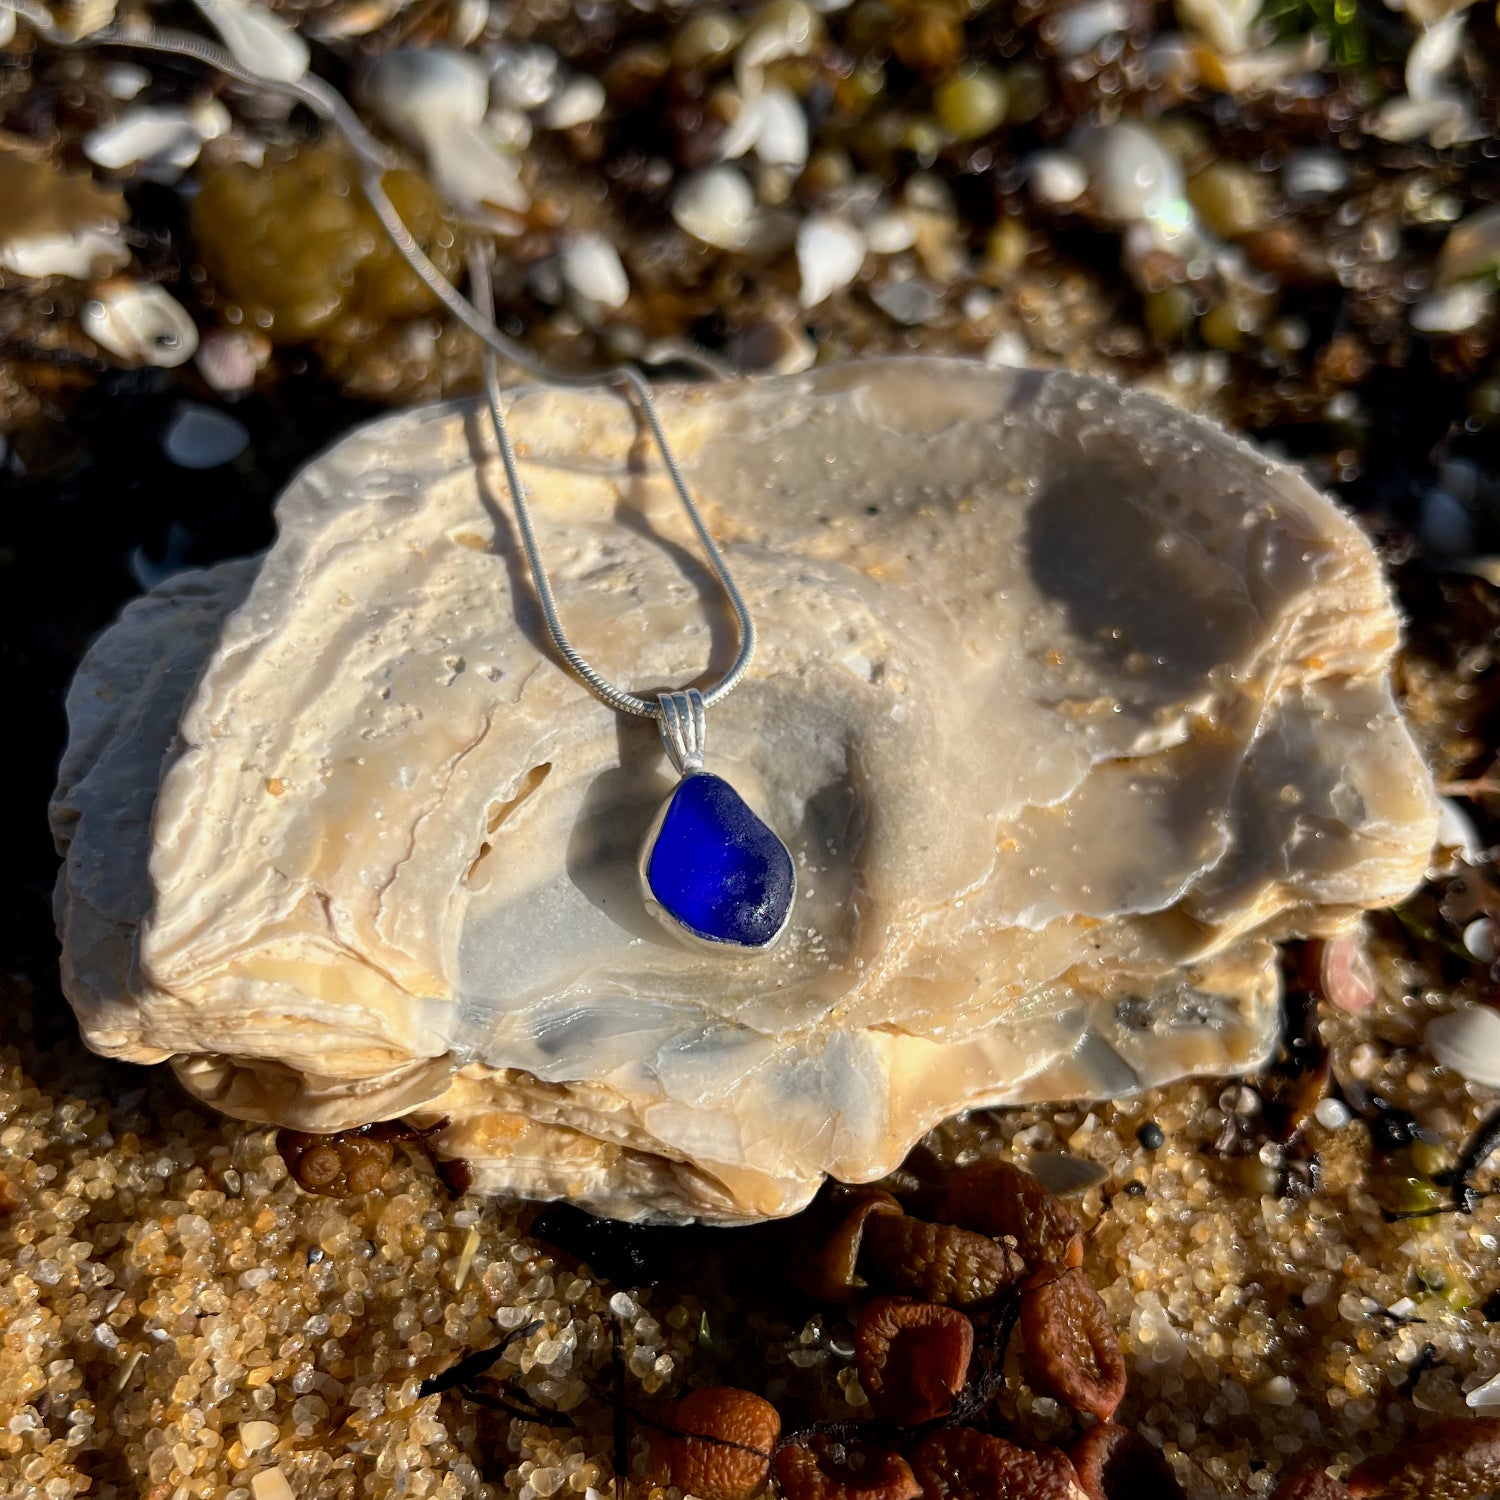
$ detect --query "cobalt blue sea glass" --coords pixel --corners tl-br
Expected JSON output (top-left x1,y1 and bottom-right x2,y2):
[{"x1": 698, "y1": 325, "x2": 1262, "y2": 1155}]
[{"x1": 644, "y1": 773, "x2": 795, "y2": 948}]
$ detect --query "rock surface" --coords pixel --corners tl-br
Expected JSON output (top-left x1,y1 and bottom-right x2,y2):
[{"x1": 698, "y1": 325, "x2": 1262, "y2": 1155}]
[{"x1": 51, "y1": 358, "x2": 1439, "y2": 1222}]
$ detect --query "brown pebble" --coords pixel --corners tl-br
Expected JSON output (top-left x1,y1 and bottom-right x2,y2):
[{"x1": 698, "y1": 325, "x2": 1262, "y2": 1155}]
[
  {"x1": 854, "y1": 1296, "x2": 974, "y2": 1425},
  {"x1": 774, "y1": 1440, "x2": 922, "y2": 1500},
  {"x1": 892, "y1": 8, "x2": 963, "y2": 79},
  {"x1": 1019, "y1": 1267, "x2": 1127, "y2": 1422},
  {"x1": 938, "y1": 1159, "x2": 1083, "y2": 1269},
  {"x1": 857, "y1": 1212, "x2": 1027, "y2": 1306},
  {"x1": 656, "y1": 1387, "x2": 780, "y2": 1500},
  {"x1": 911, "y1": 1428, "x2": 1085, "y2": 1500},
  {"x1": 1070, "y1": 1423, "x2": 1186, "y2": 1500},
  {"x1": 1346, "y1": 1417, "x2": 1500, "y2": 1500},
  {"x1": 1269, "y1": 1470, "x2": 1354, "y2": 1500}
]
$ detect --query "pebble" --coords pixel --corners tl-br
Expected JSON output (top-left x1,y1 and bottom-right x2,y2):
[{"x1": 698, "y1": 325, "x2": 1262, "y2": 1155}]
[
  {"x1": 1282, "y1": 149, "x2": 1348, "y2": 199},
  {"x1": 196, "y1": 328, "x2": 266, "y2": 395},
  {"x1": 491, "y1": 44, "x2": 560, "y2": 111},
  {"x1": 1411, "y1": 282, "x2": 1495, "y2": 335},
  {"x1": 934, "y1": 67, "x2": 1008, "y2": 142},
  {"x1": 1468, "y1": 1371, "x2": 1500, "y2": 1411},
  {"x1": 249, "y1": 1467, "x2": 296, "y2": 1500},
  {"x1": 1426, "y1": 1006, "x2": 1500, "y2": 1087},
  {"x1": 1024, "y1": 1152, "x2": 1109, "y2": 1196},
  {"x1": 162, "y1": 404, "x2": 252, "y2": 468},
  {"x1": 1465, "y1": 918, "x2": 1498, "y2": 965},
  {"x1": 984, "y1": 330, "x2": 1030, "y2": 368},
  {"x1": 81, "y1": 280, "x2": 199, "y2": 367},
  {"x1": 558, "y1": 233, "x2": 630, "y2": 311},
  {"x1": 673, "y1": 167, "x2": 757, "y2": 250},
  {"x1": 1187, "y1": 162, "x2": 1271, "y2": 239},
  {"x1": 1075, "y1": 122, "x2": 1188, "y2": 231},
  {"x1": 238, "y1": 1419, "x2": 279, "y2": 1451},
  {"x1": 719, "y1": 87, "x2": 808, "y2": 168},
  {"x1": 1313, "y1": 1098, "x2": 1351, "y2": 1130},
  {"x1": 730, "y1": 318, "x2": 815, "y2": 374},
  {"x1": 84, "y1": 103, "x2": 228, "y2": 178},
  {"x1": 1136, "y1": 1120, "x2": 1166, "y2": 1150},
  {"x1": 1028, "y1": 150, "x2": 1088, "y2": 206},
  {"x1": 796, "y1": 215, "x2": 865, "y2": 307},
  {"x1": 101, "y1": 62, "x2": 151, "y2": 100},
  {"x1": 1439, "y1": 206, "x2": 1500, "y2": 286},
  {"x1": 1047, "y1": 0, "x2": 1131, "y2": 56},
  {"x1": 864, "y1": 213, "x2": 918, "y2": 255},
  {"x1": 542, "y1": 75, "x2": 606, "y2": 130},
  {"x1": 871, "y1": 277, "x2": 943, "y2": 326}
]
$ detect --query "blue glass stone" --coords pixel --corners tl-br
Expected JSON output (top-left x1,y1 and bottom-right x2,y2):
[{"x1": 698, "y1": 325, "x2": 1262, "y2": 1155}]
[{"x1": 645, "y1": 773, "x2": 794, "y2": 948}]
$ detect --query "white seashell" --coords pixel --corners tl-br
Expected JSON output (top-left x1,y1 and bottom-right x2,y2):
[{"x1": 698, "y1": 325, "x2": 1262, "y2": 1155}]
[
  {"x1": 542, "y1": 76, "x2": 606, "y2": 131},
  {"x1": 984, "y1": 330, "x2": 1030, "y2": 368},
  {"x1": 719, "y1": 87, "x2": 808, "y2": 169},
  {"x1": 1048, "y1": 0, "x2": 1132, "y2": 56},
  {"x1": 51, "y1": 360, "x2": 1439, "y2": 1222},
  {"x1": 162, "y1": 404, "x2": 251, "y2": 469},
  {"x1": 79, "y1": 280, "x2": 198, "y2": 367},
  {"x1": 1370, "y1": 91, "x2": 1484, "y2": 148},
  {"x1": 1281, "y1": 150, "x2": 1347, "y2": 198},
  {"x1": 672, "y1": 167, "x2": 757, "y2": 250},
  {"x1": 102, "y1": 63, "x2": 151, "y2": 101},
  {"x1": 1174, "y1": 0, "x2": 1260, "y2": 54},
  {"x1": 1314, "y1": 1097, "x2": 1351, "y2": 1129},
  {"x1": 796, "y1": 215, "x2": 865, "y2": 307},
  {"x1": 192, "y1": 0, "x2": 309, "y2": 83},
  {"x1": 361, "y1": 49, "x2": 527, "y2": 215},
  {"x1": 1405, "y1": 10, "x2": 1465, "y2": 100},
  {"x1": 1, "y1": 225, "x2": 127, "y2": 280},
  {"x1": 1074, "y1": 122, "x2": 1190, "y2": 233},
  {"x1": 1438, "y1": 206, "x2": 1500, "y2": 286},
  {"x1": 1027, "y1": 150, "x2": 1088, "y2": 206},
  {"x1": 1466, "y1": 918, "x2": 1498, "y2": 965},
  {"x1": 1427, "y1": 1006, "x2": 1500, "y2": 1087},
  {"x1": 490, "y1": 44, "x2": 560, "y2": 112},
  {"x1": 863, "y1": 213, "x2": 917, "y2": 255},
  {"x1": 1468, "y1": 1370, "x2": 1500, "y2": 1411},
  {"x1": 84, "y1": 108, "x2": 211, "y2": 178},
  {"x1": 736, "y1": 0, "x2": 819, "y2": 93},
  {"x1": 0, "y1": 5, "x2": 13, "y2": 47},
  {"x1": 557, "y1": 233, "x2": 629, "y2": 312},
  {"x1": 1410, "y1": 282, "x2": 1495, "y2": 335}
]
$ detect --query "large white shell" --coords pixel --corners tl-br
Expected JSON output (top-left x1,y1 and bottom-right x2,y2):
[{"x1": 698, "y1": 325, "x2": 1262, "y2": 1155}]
[{"x1": 52, "y1": 359, "x2": 1439, "y2": 1222}]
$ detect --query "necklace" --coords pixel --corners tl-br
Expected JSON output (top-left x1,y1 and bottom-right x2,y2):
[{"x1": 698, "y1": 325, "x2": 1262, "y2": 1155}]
[
  {"x1": 2, "y1": 2, "x2": 794, "y2": 950},
  {"x1": 470, "y1": 251, "x2": 796, "y2": 954}
]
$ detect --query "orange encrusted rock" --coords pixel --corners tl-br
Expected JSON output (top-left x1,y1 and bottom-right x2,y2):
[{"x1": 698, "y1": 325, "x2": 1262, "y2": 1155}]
[
  {"x1": 1346, "y1": 1417, "x2": 1500, "y2": 1500},
  {"x1": 854, "y1": 1297, "x2": 974, "y2": 1425},
  {"x1": 911, "y1": 1428, "x2": 1087, "y2": 1500},
  {"x1": 1070, "y1": 1423, "x2": 1186, "y2": 1500},
  {"x1": 655, "y1": 1387, "x2": 781, "y2": 1500},
  {"x1": 774, "y1": 1440, "x2": 923, "y2": 1500},
  {"x1": 857, "y1": 1212, "x2": 1027, "y2": 1306},
  {"x1": 1019, "y1": 1267, "x2": 1127, "y2": 1422},
  {"x1": 1269, "y1": 1470, "x2": 1354, "y2": 1500},
  {"x1": 938, "y1": 1160, "x2": 1084, "y2": 1269}
]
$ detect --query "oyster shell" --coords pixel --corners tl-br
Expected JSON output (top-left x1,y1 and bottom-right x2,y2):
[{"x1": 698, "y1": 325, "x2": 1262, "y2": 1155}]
[{"x1": 52, "y1": 358, "x2": 1438, "y2": 1222}]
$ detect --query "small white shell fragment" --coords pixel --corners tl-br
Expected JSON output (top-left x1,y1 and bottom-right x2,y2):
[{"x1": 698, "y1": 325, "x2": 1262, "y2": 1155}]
[
  {"x1": 80, "y1": 280, "x2": 198, "y2": 367},
  {"x1": 1281, "y1": 150, "x2": 1347, "y2": 199},
  {"x1": 984, "y1": 330, "x2": 1031, "y2": 368},
  {"x1": 52, "y1": 360, "x2": 1440, "y2": 1223},
  {"x1": 557, "y1": 233, "x2": 629, "y2": 312},
  {"x1": 1426, "y1": 1006, "x2": 1500, "y2": 1087},
  {"x1": 1467, "y1": 1370, "x2": 1500, "y2": 1411},
  {"x1": 1074, "y1": 121, "x2": 1191, "y2": 233},
  {"x1": 0, "y1": 150, "x2": 130, "y2": 280},
  {"x1": 1048, "y1": 0, "x2": 1131, "y2": 56},
  {"x1": 195, "y1": 328, "x2": 266, "y2": 394},
  {"x1": 1314, "y1": 1098, "x2": 1351, "y2": 1129},
  {"x1": 1411, "y1": 282, "x2": 1495, "y2": 335},
  {"x1": 736, "y1": 0, "x2": 819, "y2": 92},
  {"x1": 192, "y1": 0, "x2": 310, "y2": 83},
  {"x1": 796, "y1": 215, "x2": 865, "y2": 308},
  {"x1": 84, "y1": 107, "x2": 212, "y2": 178},
  {"x1": 102, "y1": 63, "x2": 151, "y2": 100},
  {"x1": 162, "y1": 404, "x2": 251, "y2": 469},
  {"x1": 863, "y1": 213, "x2": 918, "y2": 255},
  {"x1": 1027, "y1": 150, "x2": 1088, "y2": 206},
  {"x1": 542, "y1": 75, "x2": 606, "y2": 130},
  {"x1": 1465, "y1": 918, "x2": 1498, "y2": 965},
  {"x1": 720, "y1": 87, "x2": 808, "y2": 168},
  {"x1": 0, "y1": 5, "x2": 13, "y2": 46},
  {"x1": 672, "y1": 167, "x2": 757, "y2": 250},
  {"x1": 491, "y1": 45, "x2": 560, "y2": 111},
  {"x1": 1174, "y1": 0, "x2": 1260, "y2": 54},
  {"x1": 361, "y1": 48, "x2": 527, "y2": 215}
]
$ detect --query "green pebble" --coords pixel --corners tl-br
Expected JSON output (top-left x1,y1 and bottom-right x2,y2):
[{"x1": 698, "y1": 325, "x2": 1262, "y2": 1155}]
[{"x1": 934, "y1": 67, "x2": 1008, "y2": 142}]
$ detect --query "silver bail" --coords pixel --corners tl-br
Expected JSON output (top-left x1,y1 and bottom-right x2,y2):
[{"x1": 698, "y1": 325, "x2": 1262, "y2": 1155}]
[{"x1": 657, "y1": 689, "x2": 707, "y2": 777}]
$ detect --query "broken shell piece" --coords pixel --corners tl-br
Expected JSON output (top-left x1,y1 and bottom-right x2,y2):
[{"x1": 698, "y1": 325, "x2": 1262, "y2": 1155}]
[
  {"x1": 0, "y1": 149, "x2": 129, "y2": 280},
  {"x1": 84, "y1": 103, "x2": 229, "y2": 180},
  {"x1": 673, "y1": 166, "x2": 756, "y2": 250},
  {"x1": 191, "y1": 0, "x2": 309, "y2": 83},
  {"x1": 360, "y1": 48, "x2": 527, "y2": 216},
  {"x1": 52, "y1": 359, "x2": 1439, "y2": 1223},
  {"x1": 80, "y1": 279, "x2": 198, "y2": 366},
  {"x1": 797, "y1": 215, "x2": 865, "y2": 308}
]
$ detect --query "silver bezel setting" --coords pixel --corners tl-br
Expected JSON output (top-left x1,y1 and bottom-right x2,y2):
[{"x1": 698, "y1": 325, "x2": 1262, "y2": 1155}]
[{"x1": 637, "y1": 774, "x2": 797, "y2": 953}]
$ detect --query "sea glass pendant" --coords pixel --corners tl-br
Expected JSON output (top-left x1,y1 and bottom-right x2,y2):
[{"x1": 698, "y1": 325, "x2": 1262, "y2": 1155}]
[{"x1": 639, "y1": 690, "x2": 795, "y2": 951}]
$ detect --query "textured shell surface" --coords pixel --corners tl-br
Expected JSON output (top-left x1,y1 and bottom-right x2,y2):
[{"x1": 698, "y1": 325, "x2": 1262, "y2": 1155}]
[{"x1": 52, "y1": 358, "x2": 1439, "y2": 1222}]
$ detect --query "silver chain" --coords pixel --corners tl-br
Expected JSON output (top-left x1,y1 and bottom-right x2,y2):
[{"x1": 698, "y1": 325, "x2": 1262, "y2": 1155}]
[{"x1": 3, "y1": 0, "x2": 755, "y2": 722}]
